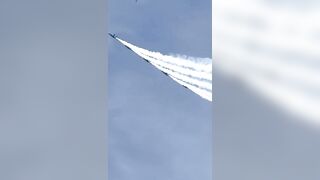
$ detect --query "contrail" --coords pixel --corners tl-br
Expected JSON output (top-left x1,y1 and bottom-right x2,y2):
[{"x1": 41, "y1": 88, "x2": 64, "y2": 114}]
[
  {"x1": 109, "y1": 34, "x2": 212, "y2": 101},
  {"x1": 213, "y1": 0, "x2": 320, "y2": 125}
]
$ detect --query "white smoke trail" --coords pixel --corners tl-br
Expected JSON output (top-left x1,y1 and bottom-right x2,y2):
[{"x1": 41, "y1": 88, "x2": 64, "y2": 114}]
[
  {"x1": 114, "y1": 37, "x2": 212, "y2": 101},
  {"x1": 213, "y1": 0, "x2": 320, "y2": 125}
]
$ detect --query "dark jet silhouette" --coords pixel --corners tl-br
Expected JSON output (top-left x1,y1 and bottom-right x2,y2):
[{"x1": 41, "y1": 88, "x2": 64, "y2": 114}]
[
  {"x1": 108, "y1": 33, "x2": 117, "y2": 39},
  {"x1": 161, "y1": 71, "x2": 169, "y2": 76}
]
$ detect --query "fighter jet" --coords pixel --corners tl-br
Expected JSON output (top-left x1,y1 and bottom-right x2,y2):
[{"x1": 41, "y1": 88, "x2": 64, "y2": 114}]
[
  {"x1": 161, "y1": 71, "x2": 169, "y2": 76},
  {"x1": 142, "y1": 58, "x2": 151, "y2": 64},
  {"x1": 109, "y1": 33, "x2": 133, "y2": 51},
  {"x1": 108, "y1": 33, "x2": 117, "y2": 39}
]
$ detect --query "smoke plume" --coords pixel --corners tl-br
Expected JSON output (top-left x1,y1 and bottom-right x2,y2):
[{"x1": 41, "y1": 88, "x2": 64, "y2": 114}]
[
  {"x1": 213, "y1": 0, "x2": 320, "y2": 125},
  {"x1": 114, "y1": 37, "x2": 212, "y2": 101}
]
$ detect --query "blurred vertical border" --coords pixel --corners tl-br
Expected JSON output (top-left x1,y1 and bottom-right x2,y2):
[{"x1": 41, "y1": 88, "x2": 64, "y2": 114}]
[{"x1": 0, "y1": 0, "x2": 107, "y2": 179}]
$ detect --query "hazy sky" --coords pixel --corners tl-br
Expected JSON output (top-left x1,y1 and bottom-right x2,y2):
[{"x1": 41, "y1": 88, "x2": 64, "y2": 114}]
[
  {"x1": 0, "y1": 0, "x2": 107, "y2": 179},
  {"x1": 1, "y1": 0, "x2": 320, "y2": 180},
  {"x1": 213, "y1": 0, "x2": 320, "y2": 179},
  {"x1": 108, "y1": 0, "x2": 212, "y2": 180}
]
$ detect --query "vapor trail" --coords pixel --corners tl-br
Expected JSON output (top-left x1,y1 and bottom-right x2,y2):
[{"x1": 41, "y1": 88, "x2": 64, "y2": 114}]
[
  {"x1": 110, "y1": 35, "x2": 212, "y2": 101},
  {"x1": 213, "y1": 0, "x2": 320, "y2": 125}
]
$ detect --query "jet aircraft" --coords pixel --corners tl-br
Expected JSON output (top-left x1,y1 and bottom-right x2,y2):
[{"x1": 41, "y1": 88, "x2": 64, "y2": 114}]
[{"x1": 108, "y1": 33, "x2": 117, "y2": 39}]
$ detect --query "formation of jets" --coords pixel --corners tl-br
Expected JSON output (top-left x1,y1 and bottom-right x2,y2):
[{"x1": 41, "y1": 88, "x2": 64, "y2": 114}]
[{"x1": 109, "y1": 33, "x2": 192, "y2": 92}]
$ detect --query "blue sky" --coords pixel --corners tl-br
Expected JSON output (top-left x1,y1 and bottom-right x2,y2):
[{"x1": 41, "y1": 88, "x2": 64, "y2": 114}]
[{"x1": 108, "y1": 0, "x2": 212, "y2": 180}]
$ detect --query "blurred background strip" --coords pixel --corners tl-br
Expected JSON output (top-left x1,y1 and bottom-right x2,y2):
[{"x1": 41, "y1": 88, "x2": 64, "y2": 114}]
[
  {"x1": 213, "y1": 0, "x2": 320, "y2": 179},
  {"x1": 0, "y1": 0, "x2": 107, "y2": 179}
]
